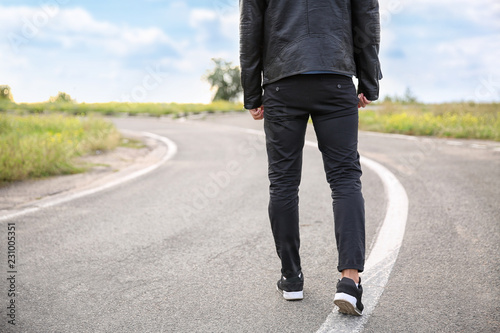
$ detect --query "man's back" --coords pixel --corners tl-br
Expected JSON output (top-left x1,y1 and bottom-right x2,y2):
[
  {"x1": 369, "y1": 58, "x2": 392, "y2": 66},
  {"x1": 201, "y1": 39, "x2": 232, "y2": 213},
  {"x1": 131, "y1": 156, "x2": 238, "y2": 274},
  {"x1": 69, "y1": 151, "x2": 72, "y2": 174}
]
[
  {"x1": 240, "y1": 0, "x2": 381, "y2": 109},
  {"x1": 261, "y1": 0, "x2": 356, "y2": 84}
]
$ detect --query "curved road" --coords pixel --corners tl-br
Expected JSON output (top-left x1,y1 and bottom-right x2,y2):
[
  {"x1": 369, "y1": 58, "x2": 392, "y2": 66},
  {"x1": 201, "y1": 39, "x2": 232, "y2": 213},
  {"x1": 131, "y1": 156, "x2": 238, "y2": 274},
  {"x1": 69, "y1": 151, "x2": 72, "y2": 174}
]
[{"x1": 0, "y1": 113, "x2": 498, "y2": 332}]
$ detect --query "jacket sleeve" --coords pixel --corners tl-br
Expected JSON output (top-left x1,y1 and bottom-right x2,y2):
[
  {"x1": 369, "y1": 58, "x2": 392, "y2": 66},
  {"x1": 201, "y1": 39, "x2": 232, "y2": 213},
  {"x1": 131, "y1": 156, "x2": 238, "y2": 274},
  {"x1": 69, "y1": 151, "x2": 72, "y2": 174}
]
[
  {"x1": 351, "y1": 0, "x2": 383, "y2": 101},
  {"x1": 239, "y1": 0, "x2": 266, "y2": 110}
]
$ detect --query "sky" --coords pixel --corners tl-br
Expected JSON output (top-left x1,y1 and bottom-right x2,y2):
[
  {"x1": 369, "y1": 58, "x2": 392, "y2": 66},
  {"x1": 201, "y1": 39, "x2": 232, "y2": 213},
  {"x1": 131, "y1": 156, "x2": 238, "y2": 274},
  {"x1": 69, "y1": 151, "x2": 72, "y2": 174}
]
[{"x1": 0, "y1": 0, "x2": 499, "y2": 104}]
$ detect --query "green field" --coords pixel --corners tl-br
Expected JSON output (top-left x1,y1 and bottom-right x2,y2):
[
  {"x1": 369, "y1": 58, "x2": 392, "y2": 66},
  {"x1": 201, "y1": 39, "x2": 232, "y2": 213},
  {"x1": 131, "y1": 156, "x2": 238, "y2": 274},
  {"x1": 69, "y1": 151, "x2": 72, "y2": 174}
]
[
  {"x1": 0, "y1": 113, "x2": 120, "y2": 183},
  {"x1": 1, "y1": 101, "x2": 498, "y2": 142},
  {"x1": 359, "y1": 102, "x2": 499, "y2": 141},
  {"x1": 0, "y1": 100, "x2": 244, "y2": 117},
  {"x1": 1, "y1": 100, "x2": 498, "y2": 183},
  {"x1": 0, "y1": 100, "x2": 244, "y2": 183}
]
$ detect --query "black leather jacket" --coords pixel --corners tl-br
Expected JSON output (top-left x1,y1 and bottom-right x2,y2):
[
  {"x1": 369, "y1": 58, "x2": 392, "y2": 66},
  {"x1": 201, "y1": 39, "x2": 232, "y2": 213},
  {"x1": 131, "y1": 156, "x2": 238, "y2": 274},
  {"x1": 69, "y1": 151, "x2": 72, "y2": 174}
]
[{"x1": 240, "y1": 0, "x2": 382, "y2": 109}]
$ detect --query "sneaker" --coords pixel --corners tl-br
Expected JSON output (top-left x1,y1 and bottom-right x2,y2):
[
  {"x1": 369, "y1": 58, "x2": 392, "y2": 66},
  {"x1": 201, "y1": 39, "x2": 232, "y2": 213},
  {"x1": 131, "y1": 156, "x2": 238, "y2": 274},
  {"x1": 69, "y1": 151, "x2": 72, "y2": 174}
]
[
  {"x1": 276, "y1": 272, "x2": 304, "y2": 300},
  {"x1": 334, "y1": 277, "x2": 364, "y2": 316}
]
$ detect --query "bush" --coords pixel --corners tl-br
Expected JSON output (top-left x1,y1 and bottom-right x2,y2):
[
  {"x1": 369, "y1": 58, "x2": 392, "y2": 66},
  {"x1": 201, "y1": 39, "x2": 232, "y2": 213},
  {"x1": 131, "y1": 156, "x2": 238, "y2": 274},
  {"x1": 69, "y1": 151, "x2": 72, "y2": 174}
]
[
  {"x1": 0, "y1": 114, "x2": 120, "y2": 182},
  {"x1": 359, "y1": 102, "x2": 500, "y2": 141},
  {"x1": 0, "y1": 85, "x2": 14, "y2": 102}
]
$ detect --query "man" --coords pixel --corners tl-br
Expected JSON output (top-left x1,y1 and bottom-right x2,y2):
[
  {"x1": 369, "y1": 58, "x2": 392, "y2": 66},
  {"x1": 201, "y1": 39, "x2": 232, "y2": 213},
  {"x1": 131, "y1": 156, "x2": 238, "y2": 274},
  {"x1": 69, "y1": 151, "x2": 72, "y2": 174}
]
[{"x1": 239, "y1": 0, "x2": 382, "y2": 316}]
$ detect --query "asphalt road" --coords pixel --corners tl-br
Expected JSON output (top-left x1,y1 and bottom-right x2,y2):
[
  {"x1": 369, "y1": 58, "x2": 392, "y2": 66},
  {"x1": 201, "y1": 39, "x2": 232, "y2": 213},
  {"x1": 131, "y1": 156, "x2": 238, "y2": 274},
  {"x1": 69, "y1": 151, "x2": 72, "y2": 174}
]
[{"x1": 0, "y1": 113, "x2": 498, "y2": 332}]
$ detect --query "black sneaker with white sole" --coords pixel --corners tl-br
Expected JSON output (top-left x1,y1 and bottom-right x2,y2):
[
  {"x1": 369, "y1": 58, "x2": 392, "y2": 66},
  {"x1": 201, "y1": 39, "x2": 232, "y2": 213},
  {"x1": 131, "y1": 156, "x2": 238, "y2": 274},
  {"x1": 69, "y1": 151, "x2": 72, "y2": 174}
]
[
  {"x1": 276, "y1": 272, "x2": 304, "y2": 301},
  {"x1": 333, "y1": 277, "x2": 364, "y2": 316}
]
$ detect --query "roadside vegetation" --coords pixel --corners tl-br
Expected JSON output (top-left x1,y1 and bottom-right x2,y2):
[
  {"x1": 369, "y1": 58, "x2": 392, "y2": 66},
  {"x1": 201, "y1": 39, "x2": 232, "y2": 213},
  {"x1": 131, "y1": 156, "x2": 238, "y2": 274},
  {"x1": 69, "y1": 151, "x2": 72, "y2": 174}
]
[
  {"x1": 0, "y1": 80, "x2": 498, "y2": 186},
  {"x1": 0, "y1": 113, "x2": 120, "y2": 183},
  {"x1": 0, "y1": 99, "x2": 244, "y2": 117},
  {"x1": 1, "y1": 98, "x2": 498, "y2": 143},
  {"x1": 360, "y1": 101, "x2": 499, "y2": 141},
  {"x1": 204, "y1": 58, "x2": 242, "y2": 102},
  {"x1": 0, "y1": 84, "x2": 243, "y2": 184}
]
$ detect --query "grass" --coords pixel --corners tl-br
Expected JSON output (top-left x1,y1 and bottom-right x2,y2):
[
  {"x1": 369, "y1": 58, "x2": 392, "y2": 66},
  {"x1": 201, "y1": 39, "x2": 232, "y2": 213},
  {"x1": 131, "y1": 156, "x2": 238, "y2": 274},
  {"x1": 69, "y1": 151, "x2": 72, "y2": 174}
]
[
  {"x1": 359, "y1": 102, "x2": 500, "y2": 141},
  {"x1": 119, "y1": 137, "x2": 146, "y2": 149},
  {"x1": 0, "y1": 100, "x2": 497, "y2": 184},
  {"x1": 0, "y1": 100, "x2": 244, "y2": 117},
  {"x1": 0, "y1": 113, "x2": 120, "y2": 183},
  {"x1": 0, "y1": 100, "x2": 243, "y2": 184}
]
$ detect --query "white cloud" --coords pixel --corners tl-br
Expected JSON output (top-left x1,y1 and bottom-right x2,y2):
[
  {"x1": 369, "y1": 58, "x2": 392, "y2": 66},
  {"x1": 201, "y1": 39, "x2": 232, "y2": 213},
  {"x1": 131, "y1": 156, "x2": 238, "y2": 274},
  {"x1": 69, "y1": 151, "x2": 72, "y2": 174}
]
[
  {"x1": 377, "y1": 0, "x2": 500, "y2": 102},
  {"x1": 51, "y1": 7, "x2": 116, "y2": 34},
  {"x1": 383, "y1": 0, "x2": 500, "y2": 30},
  {"x1": 0, "y1": 6, "x2": 181, "y2": 57},
  {"x1": 0, "y1": 5, "x2": 222, "y2": 103},
  {"x1": 219, "y1": 10, "x2": 239, "y2": 41},
  {"x1": 189, "y1": 9, "x2": 217, "y2": 28},
  {"x1": 2, "y1": 2, "x2": 498, "y2": 104},
  {"x1": 188, "y1": 6, "x2": 239, "y2": 43}
]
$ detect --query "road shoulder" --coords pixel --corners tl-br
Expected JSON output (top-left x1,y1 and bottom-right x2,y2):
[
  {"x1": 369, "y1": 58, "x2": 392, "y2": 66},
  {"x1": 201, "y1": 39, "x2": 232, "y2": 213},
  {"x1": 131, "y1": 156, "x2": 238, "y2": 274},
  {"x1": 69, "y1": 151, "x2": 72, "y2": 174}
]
[{"x1": 0, "y1": 130, "x2": 168, "y2": 216}]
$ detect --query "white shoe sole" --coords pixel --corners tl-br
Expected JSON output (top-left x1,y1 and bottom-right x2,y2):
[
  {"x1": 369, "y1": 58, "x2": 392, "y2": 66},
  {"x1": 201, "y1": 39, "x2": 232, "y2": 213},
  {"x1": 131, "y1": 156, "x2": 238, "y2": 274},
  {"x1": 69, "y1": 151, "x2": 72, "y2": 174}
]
[
  {"x1": 277, "y1": 286, "x2": 303, "y2": 300},
  {"x1": 334, "y1": 293, "x2": 362, "y2": 316}
]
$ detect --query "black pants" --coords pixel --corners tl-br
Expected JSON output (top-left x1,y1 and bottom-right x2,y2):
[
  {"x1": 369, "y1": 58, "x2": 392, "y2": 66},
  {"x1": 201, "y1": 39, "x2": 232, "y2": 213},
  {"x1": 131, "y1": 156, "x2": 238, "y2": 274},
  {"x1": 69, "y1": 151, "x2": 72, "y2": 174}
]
[{"x1": 263, "y1": 74, "x2": 365, "y2": 278}]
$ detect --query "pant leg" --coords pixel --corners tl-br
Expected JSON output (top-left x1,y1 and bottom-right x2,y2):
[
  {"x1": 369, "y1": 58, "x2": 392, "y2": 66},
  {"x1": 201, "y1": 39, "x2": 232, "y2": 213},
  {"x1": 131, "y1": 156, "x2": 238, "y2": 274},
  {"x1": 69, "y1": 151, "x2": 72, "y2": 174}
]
[
  {"x1": 310, "y1": 76, "x2": 366, "y2": 273},
  {"x1": 263, "y1": 79, "x2": 309, "y2": 278}
]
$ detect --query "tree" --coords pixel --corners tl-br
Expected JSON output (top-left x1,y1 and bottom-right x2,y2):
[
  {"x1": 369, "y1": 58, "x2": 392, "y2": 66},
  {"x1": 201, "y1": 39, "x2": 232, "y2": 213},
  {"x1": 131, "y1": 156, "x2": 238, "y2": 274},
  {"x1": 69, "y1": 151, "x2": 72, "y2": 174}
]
[
  {"x1": 49, "y1": 91, "x2": 75, "y2": 103},
  {"x1": 204, "y1": 58, "x2": 242, "y2": 102},
  {"x1": 0, "y1": 85, "x2": 13, "y2": 101},
  {"x1": 403, "y1": 87, "x2": 418, "y2": 104},
  {"x1": 382, "y1": 87, "x2": 418, "y2": 104}
]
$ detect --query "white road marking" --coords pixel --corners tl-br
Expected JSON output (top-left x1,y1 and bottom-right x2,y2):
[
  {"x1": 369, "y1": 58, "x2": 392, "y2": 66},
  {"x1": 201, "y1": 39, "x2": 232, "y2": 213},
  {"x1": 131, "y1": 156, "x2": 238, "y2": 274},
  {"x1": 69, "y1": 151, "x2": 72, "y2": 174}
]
[
  {"x1": 361, "y1": 131, "x2": 419, "y2": 141},
  {"x1": 446, "y1": 141, "x2": 464, "y2": 146},
  {"x1": 0, "y1": 131, "x2": 178, "y2": 222},
  {"x1": 2, "y1": 123, "x2": 409, "y2": 333},
  {"x1": 315, "y1": 153, "x2": 408, "y2": 332},
  {"x1": 244, "y1": 129, "x2": 409, "y2": 333},
  {"x1": 309, "y1": 141, "x2": 409, "y2": 333},
  {"x1": 364, "y1": 131, "x2": 499, "y2": 152}
]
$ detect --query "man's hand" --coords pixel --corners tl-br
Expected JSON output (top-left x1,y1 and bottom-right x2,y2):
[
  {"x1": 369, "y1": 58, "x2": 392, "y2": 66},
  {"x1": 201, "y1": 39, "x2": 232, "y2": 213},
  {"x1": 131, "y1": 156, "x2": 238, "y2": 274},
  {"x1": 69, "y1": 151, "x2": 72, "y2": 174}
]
[
  {"x1": 358, "y1": 93, "x2": 372, "y2": 108},
  {"x1": 249, "y1": 105, "x2": 264, "y2": 120}
]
